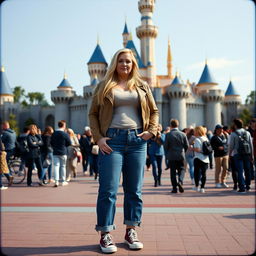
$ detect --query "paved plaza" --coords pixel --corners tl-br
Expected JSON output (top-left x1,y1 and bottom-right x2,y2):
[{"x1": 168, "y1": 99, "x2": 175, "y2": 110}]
[{"x1": 0, "y1": 163, "x2": 255, "y2": 256}]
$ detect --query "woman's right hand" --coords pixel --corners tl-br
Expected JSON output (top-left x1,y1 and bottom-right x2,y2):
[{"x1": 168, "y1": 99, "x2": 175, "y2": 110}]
[{"x1": 97, "y1": 137, "x2": 113, "y2": 155}]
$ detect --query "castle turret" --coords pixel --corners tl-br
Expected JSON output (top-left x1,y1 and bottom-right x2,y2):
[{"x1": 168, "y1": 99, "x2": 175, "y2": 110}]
[
  {"x1": 122, "y1": 22, "x2": 129, "y2": 48},
  {"x1": 0, "y1": 66, "x2": 14, "y2": 105},
  {"x1": 87, "y1": 42, "x2": 108, "y2": 82},
  {"x1": 224, "y1": 80, "x2": 241, "y2": 125},
  {"x1": 136, "y1": 0, "x2": 158, "y2": 86},
  {"x1": 166, "y1": 73, "x2": 190, "y2": 129},
  {"x1": 51, "y1": 73, "x2": 75, "y2": 128}
]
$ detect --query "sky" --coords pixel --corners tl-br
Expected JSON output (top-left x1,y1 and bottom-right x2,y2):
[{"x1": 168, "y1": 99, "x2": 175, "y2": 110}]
[{"x1": 1, "y1": 0, "x2": 255, "y2": 104}]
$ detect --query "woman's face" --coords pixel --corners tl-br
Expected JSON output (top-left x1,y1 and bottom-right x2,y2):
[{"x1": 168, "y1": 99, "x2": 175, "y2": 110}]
[{"x1": 116, "y1": 52, "x2": 133, "y2": 79}]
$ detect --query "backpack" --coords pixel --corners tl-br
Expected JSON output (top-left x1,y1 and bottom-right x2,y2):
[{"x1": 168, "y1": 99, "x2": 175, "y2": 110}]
[
  {"x1": 200, "y1": 138, "x2": 213, "y2": 155},
  {"x1": 235, "y1": 131, "x2": 251, "y2": 155},
  {"x1": 15, "y1": 137, "x2": 29, "y2": 157}
]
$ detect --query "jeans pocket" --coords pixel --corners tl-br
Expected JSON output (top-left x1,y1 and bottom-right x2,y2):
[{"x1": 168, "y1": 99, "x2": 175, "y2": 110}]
[{"x1": 106, "y1": 129, "x2": 118, "y2": 140}]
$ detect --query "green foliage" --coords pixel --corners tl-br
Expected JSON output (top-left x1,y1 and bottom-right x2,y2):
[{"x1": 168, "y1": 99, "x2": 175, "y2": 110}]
[
  {"x1": 240, "y1": 108, "x2": 252, "y2": 127},
  {"x1": 8, "y1": 113, "x2": 19, "y2": 135},
  {"x1": 13, "y1": 86, "x2": 25, "y2": 103},
  {"x1": 24, "y1": 118, "x2": 36, "y2": 127},
  {"x1": 245, "y1": 91, "x2": 255, "y2": 105}
]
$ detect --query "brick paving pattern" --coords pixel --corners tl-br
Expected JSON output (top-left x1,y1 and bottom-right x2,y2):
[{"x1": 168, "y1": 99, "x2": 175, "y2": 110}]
[{"x1": 1, "y1": 163, "x2": 255, "y2": 256}]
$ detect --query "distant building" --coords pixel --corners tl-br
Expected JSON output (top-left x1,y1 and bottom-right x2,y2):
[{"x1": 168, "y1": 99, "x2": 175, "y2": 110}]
[{"x1": 0, "y1": 0, "x2": 242, "y2": 133}]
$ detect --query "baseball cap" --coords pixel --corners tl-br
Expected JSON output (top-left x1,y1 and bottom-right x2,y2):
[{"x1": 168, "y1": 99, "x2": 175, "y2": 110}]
[{"x1": 215, "y1": 124, "x2": 223, "y2": 130}]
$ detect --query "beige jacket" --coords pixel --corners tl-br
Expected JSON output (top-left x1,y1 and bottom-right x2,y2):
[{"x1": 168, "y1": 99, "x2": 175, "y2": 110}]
[{"x1": 89, "y1": 81, "x2": 159, "y2": 142}]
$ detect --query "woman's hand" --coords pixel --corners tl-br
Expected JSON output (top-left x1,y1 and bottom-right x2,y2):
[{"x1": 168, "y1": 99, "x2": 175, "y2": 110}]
[
  {"x1": 97, "y1": 137, "x2": 113, "y2": 155},
  {"x1": 137, "y1": 131, "x2": 153, "y2": 141}
]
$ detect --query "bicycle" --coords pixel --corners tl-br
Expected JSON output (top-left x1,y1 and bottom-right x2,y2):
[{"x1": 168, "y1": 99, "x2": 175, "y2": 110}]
[{"x1": 8, "y1": 156, "x2": 27, "y2": 184}]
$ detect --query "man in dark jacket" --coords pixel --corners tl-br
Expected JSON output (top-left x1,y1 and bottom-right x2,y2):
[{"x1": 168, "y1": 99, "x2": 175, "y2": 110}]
[
  {"x1": 211, "y1": 124, "x2": 229, "y2": 188},
  {"x1": 51, "y1": 120, "x2": 71, "y2": 187},
  {"x1": 164, "y1": 119, "x2": 189, "y2": 193}
]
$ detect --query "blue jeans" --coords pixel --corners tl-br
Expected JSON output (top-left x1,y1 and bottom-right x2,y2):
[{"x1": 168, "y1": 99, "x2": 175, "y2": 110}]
[
  {"x1": 53, "y1": 155, "x2": 67, "y2": 183},
  {"x1": 186, "y1": 155, "x2": 194, "y2": 180},
  {"x1": 95, "y1": 128, "x2": 147, "y2": 232},
  {"x1": 233, "y1": 154, "x2": 251, "y2": 190},
  {"x1": 149, "y1": 154, "x2": 163, "y2": 181}
]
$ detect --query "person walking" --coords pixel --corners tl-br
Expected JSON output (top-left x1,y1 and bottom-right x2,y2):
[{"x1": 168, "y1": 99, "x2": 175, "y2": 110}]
[
  {"x1": 148, "y1": 124, "x2": 165, "y2": 187},
  {"x1": 51, "y1": 120, "x2": 71, "y2": 187},
  {"x1": 26, "y1": 124, "x2": 44, "y2": 186},
  {"x1": 190, "y1": 126, "x2": 210, "y2": 193},
  {"x1": 89, "y1": 48, "x2": 159, "y2": 253},
  {"x1": 66, "y1": 128, "x2": 80, "y2": 181},
  {"x1": 210, "y1": 124, "x2": 229, "y2": 188},
  {"x1": 228, "y1": 118, "x2": 253, "y2": 193},
  {"x1": 164, "y1": 119, "x2": 189, "y2": 193}
]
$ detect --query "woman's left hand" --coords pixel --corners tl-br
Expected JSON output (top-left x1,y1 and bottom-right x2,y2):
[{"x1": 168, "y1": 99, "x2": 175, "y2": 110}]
[{"x1": 137, "y1": 131, "x2": 153, "y2": 141}]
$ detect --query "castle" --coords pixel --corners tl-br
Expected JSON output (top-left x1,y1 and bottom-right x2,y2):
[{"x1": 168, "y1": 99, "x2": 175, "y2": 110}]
[{"x1": 0, "y1": 0, "x2": 242, "y2": 133}]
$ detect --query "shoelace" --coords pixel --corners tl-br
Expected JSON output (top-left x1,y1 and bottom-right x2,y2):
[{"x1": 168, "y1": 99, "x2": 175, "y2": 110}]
[
  {"x1": 102, "y1": 234, "x2": 113, "y2": 246},
  {"x1": 128, "y1": 229, "x2": 139, "y2": 242}
]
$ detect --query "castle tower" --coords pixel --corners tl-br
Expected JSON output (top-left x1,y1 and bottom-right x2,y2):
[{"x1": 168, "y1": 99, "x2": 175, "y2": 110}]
[
  {"x1": 87, "y1": 42, "x2": 108, "y2": 82},
  {"x1": 0, "y1": 66, "x2": 14, "y2": 105},
  {"x1": 136, "y1": 0, "x2": 158, "y2": 86},
  {"x1": 51, "y1": 73, "x2": 75, "y2": 128},
  {"x1": 122, "y1": 22, "x2": 129, "y2": 48},
  {"x1": 224, "y1": 80, "x2": 241, "y2": 125},
  {"x1": 167, "y1": 39, "x2": 173, "y2": 78},
  {"x1": 166, "y1": 73, "x2": 190, "y2": 129}
]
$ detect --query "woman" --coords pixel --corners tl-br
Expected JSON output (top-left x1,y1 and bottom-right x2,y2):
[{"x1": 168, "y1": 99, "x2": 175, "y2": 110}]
[
  {"x1": 190, "y1": 126, "x2": 210, "y2": 193},
  {"x1": 89, "y1": 48, "x2": 159, "y2": 253},
  {"x1": 66, "y1": 128, "x2": 80, "y2": 181},
  {"x1": 26, "y1": 124, "x2": 44, "y2": 186},
  {"x1": 148, "y1": 124, "x2": 165, "y2": 187},
  {"x1": 185, "y1": 128, "x2": 196, "y2": 185},
  {"x1": 41, "y1": 126, "x2": 54, "y2": 184}
]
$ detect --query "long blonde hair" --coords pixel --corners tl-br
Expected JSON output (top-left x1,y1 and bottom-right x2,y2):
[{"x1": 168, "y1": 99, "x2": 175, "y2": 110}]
[{"x1": 96, "y1": 48, "x2": 145, "y2": 105}]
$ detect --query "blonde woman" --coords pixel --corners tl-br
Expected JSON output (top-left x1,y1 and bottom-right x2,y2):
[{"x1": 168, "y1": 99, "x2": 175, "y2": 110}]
[
  {"x1": 190, "y1": 126, "x2": 210, "y2": 193},
  {"x1": 66, "y1": 128, "x2": 80, "y2": 181},
  {"x1": 89, "y1": 48, "x2": 159, "y2": 253}
]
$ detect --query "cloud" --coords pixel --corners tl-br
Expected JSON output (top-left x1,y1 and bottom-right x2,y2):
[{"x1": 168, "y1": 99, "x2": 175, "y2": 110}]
[{"x1": 186, "y1": 58, "x2": 244, "y2": 70}]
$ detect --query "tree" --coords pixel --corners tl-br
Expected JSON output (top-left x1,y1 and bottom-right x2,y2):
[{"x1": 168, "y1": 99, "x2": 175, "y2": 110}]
[
  {"x1": 8, "y1": 113, "x2": 19, "y2": 135},
  {"x1": 245, "y1": 91, "x2": 255, "y2": 105},
  {"x1": 13, "y1": 86, "x2": 26, "y2": 103},
  {"x1": 240, "y1": 108, "x2": 252, "y2": 127}
]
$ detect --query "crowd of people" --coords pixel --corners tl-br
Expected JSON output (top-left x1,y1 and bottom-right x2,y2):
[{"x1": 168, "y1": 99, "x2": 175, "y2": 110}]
[{"x1": 0, "y1": 120, "x2": 99, "y2": 189}]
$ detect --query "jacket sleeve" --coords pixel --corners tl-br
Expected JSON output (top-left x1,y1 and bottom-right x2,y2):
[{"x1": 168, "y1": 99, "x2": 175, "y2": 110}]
[
  {"x1": 183, "y1": 135, "x2": 189, "y2": 152},
  {"x1": 164, "y1": 133, "x2": 170, "y2": 152},
  {"x1": 144, "y1": 83, "x2": 159, "y2": 136},
  {"x1": 88, "y1": 83, "x2": 104, "y2": 142}
]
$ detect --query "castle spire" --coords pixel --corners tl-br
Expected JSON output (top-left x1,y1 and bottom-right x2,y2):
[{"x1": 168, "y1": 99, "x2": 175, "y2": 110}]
[{"x1": 167, "y1": 38, "x2": 172, "y2": 77}]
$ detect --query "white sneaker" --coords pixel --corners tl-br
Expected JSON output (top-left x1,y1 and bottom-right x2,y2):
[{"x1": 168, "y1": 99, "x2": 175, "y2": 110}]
[
  {"x1": 191, "y1": 179, "x2": 195, "y2": 185},
  {"x1": 54, "y1": 181, "x2": 59, "y2": 187},
  {"x1": 221, "y1": 183, "x2": 229, "y2": 188},
  {"x1": 0, "y1": 186, "x2": 8, "y2": 190},
  {"x1": 61, "y1": 181, "x2": 69, "y2": 186},
  {"x1": 215, "y1": 183, "x2": 222, "y2": 188},
  {"x1": 200, "y1": 188, "x2": 205, "y2": 193},
  {"x1": 193, "y1": 186, "x2": 200, "y2": 192}
]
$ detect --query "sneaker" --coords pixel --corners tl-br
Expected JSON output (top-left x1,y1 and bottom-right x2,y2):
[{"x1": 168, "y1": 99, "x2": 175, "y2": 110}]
[
  {"x1": 54, "y1": 181, "x2": 59, "y2": 187},
  {"x1": 100, "y1": 233, "x2": 117, "y2": 253},
  {"x1": 61, "y1": 181, "x2": 69, "y2": 186},
  {"x1": 221, "y1": 183, "x2": 229, "y2": 188},
  {"x1": 200, "y1": 188, "x2": 205, "y2": 193},
  {"x1": 215, "y1": 183, "x2": 222, "y2": 188},
  {"x1": 177, "y1": 183, "x2": 184, "y2": 193},
  {"x1": 171, "y1": 189, "x2": 177, "y2": 193},
  {"x1": 124, "y1": 228, "x2": 143, "y2": 250},
  {"x1": 0, "y1": 186, "x2": 8, "y2": 190},
  {"x1": 237, "y1": 189, "x2": 246, "y2": 193},
  {"x1": 192, "y1": 186, "x2": 200, "y2": 192}
]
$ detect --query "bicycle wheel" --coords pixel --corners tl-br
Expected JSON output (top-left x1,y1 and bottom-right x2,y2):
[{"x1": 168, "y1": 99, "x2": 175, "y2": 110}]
[{"x1": 9, "y1": 160, "x2": 27, "y2": 184}]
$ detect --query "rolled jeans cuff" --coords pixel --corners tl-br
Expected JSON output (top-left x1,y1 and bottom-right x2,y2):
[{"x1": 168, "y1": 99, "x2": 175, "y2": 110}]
[
  {"x1": 124, "y1": 220, "x2": 141, "y2": 227},
  {"x1": 95, "y1": 224, "x2": 116, "y2": 232}
]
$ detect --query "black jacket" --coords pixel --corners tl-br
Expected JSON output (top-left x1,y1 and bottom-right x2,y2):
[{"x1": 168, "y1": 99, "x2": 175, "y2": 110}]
[
  {"x1": 51, "y1": 130, "x2": 71, "y2": 156},
  {"x1": 210, "y1": 134, "x2": 228, "y2": 157},
  {"x1": 27, "y1": 134, "x2": 43, "y2": 159}
]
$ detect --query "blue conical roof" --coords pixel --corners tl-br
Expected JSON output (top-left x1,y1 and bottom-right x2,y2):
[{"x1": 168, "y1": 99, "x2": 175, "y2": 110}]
[
  {"x1": 0, "y1": 67, "x2": 13, "y2": 95},
  {"x1": 125, "y1": 40, "x2": 146, "y2": 68},
  {"x1": 91, "y1": 76, "x2": 99, "y2": 86},
  {"x1": 225, "y1": 81, "x2": 239, "y2": 96},
  {"x1": 197, "y1": 63, "x2": 217, "y2": 85},
  {"x1": 123, "y1": 22, "x2": 129, "y2": 34},
  {"x1": 87, "y1": 44, "x2": 107, "y2": 64},
  {"x1": 171, "y1": 75, "x2": 183, "y2": 85},
  {"x1": 58, "y1": 74, "x2": 72, "y2": 88}
]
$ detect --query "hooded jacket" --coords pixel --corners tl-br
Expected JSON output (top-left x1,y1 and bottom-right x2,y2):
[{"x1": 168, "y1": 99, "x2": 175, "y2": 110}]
[{"x1": 1, "y1": 128, "x2": 16, "y2": 151}]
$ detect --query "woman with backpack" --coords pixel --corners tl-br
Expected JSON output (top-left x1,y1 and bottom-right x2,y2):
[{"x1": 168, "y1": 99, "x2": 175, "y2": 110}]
[{"x1": 190, "y1": 126, "x2": 210, "y2": 193}]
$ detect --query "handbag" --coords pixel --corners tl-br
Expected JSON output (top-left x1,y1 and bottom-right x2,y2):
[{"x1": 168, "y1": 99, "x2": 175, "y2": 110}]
[{"x1": 43, "y1": 155, "x2": 51, "y2": 168}]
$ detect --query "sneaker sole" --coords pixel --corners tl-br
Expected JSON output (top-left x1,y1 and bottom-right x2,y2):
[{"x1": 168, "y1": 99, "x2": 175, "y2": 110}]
[
  {"x1": 100, "y1": 245, "x2": 117, "y2": 253},
  {"x1": 124, "y1": 240, "x2": 143, "y2": 250}
]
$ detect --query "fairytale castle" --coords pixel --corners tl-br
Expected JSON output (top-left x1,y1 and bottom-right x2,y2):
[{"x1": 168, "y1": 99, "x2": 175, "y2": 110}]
[{"x1": 0, "y1": 0, "x2": 242, "y2": 132}]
